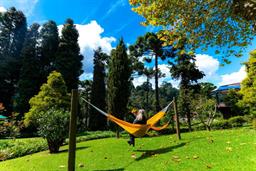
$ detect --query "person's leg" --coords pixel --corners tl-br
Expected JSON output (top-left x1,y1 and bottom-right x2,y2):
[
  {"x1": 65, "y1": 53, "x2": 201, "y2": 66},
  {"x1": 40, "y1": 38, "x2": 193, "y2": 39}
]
[{"x1": 128, "y1": 134, "x2": 135, "y2": 146}]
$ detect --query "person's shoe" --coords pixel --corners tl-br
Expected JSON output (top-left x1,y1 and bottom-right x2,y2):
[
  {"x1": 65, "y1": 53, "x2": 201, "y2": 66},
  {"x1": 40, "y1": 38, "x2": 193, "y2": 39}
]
[{"x1": 127, "y1": 140, "x2": 132, "y2": 146}]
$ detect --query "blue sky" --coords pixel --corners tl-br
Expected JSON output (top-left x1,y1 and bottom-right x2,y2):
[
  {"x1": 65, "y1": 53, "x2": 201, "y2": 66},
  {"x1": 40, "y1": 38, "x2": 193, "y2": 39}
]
[{"x1": 0, "y1": 0, "x2": 253, "y2": 87}]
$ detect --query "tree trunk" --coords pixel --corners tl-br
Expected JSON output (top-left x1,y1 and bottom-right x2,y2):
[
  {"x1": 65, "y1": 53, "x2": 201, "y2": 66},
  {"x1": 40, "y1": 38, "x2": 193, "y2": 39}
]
[
  {"x1": 186, "y1": 112, "x2": 192, "y2": 132},
  {"x1": 155, "y1": 55, "x2": 160, "y2": 112},
  {"x1": 47, "y1": 139, "x2": 63, "y2": 153}
]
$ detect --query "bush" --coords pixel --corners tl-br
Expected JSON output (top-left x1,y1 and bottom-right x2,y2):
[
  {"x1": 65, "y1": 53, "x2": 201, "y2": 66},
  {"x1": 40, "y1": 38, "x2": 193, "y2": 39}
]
[
  {"x1": 211, "y1": 120, "x2": 232, "y2": 129},
  {"x1": 37, "y1": 108, "x2": 69, "y2": 153},
  {"x1": 252, "y1": 118, "x2": 256, "y2": 129},
  {"x1": 228, "y1": 116, "x2": 247, "y2": 127}
]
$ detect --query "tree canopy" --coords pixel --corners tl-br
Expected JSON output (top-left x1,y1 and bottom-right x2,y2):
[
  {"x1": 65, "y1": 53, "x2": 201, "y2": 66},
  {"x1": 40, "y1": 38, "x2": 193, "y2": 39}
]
[{"x1": 129, "y1": 0, "x2": 256, "y2": 62}]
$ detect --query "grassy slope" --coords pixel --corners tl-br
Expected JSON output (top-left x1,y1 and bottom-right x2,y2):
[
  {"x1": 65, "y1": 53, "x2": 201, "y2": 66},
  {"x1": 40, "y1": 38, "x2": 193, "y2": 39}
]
[{"x1": 0, "y1": 128, "x2": 255, "y2": 171}]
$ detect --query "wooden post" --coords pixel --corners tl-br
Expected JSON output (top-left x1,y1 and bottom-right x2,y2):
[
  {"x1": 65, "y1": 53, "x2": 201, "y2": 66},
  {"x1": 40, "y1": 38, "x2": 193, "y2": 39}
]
[
  {"x1": 173, "y1": 97, "x2": 181, "y2": 140},
  {"x1": 68, "y1": 89, "x2": 78, "y2": 171}
]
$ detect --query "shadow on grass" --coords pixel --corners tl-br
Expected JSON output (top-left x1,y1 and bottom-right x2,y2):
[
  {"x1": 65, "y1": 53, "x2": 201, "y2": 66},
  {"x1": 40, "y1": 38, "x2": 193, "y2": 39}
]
[
  {"x1": 58, "y1": 146, "x2": 89, "y2": 153},
  {"x1": 135, "y1": 143, "x2": 186, "y2": 161}
]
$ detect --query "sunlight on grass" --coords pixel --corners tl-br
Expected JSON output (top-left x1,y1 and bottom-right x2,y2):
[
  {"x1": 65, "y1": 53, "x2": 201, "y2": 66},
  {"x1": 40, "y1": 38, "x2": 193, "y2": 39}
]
[{"x1": 0, "y1": 128, "x2": 255, "y2": 171}]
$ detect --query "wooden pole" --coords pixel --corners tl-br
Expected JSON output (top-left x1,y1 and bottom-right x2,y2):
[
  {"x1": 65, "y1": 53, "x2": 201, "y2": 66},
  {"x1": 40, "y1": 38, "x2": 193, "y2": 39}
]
[
  {"x1": 173, "y1": 97, "x2": 181, "y2": 140},
  {"x1": 68, "y1": 89, "x2": 78, "y2": 171}
]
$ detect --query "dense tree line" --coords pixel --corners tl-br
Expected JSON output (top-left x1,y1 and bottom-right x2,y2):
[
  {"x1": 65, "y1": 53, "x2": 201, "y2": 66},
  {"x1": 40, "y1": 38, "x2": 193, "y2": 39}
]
[{"x1": 0, "y1": 8, "x2": 83, "y2": 118}]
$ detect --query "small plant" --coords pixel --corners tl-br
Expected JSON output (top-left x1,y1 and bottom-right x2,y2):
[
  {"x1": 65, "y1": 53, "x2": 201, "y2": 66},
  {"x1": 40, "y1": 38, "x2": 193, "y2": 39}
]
[{"x1": 37, "y1": 108, "x2": 69, "y2": 153}]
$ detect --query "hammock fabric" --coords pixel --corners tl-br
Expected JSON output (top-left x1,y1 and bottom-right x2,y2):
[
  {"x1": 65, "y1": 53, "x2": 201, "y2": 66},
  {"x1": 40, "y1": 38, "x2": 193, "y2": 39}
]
[{"x1": 82, "y1": 98, "x2": 173, "y2": 137}]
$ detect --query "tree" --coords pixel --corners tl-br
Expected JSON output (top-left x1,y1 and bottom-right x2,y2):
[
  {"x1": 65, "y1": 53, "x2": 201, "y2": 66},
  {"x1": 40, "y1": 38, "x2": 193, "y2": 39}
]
[
  {"x1": 0, "y1": 7, "x2": 27, "y2": 113},
  {"x1": 129, "y1": 0, "x2": 256, "y2": 62},
  {"x1": 107, "y1": 38, "x2": 132, "y2": 137},
  {"x1": 16, "y1": 23, "x2": 41, "y2": 116},
  {"x1": 131, "y1": 32, "x2": 173, "y2": 112},
  {"x1": 24, "y1": 71, "x2": 70, "y2": 127},
  {"x1": 159, "y1": 82, "x2": 179, "y2": 106},
  {"x1": 79, "y1": 80, "x2": 92, "y2": 130},
  {"x1": 192, "y1": 97, "x2": 218, "y2": 131},
  {"x1": 142, "y1": 68, "x2": 154, "y2": 108},
  {"x1": 170, "y1": 49, "x2": 204, "y2": 131},
  {"x1": 39, "y1": 20, "x2": 59, "y2": 82},
  {"x1": 55, "y1": 18, "x2": 83, "y2": 92},
  {"x1": 37, "y1": 108, "x2": 69, "y2": 153},
  {"x1": 238, "y1": 50, "x2": 256, "y2": 117},
  {"x1": 89, "y1": 47, "x2": 108, "y2": 130},
  {"x1": 223, "y1": 89, "x2": 243, "y2": 116}
]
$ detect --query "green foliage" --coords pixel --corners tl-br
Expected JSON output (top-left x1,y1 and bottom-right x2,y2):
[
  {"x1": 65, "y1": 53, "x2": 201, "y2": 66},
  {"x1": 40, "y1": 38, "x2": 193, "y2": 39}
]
[
  {"x1": 130, "y1": 32, "x2": 173, "y2": 111},
  {"x1": 24, "y1": 71, "x2": 70, "y2": 127},
  {"x1": 0, "y1": 131, "x2": 115, "y2": 161},
  {"x1": 211, "y1": 120, "x2": 232, "y2": 130},
  {"x1": 39, "y1": 20, "x2": 59, "y2": 80},
  {"x1": 37, "y1": 108, "x2": 69, "y2": 153},
  {"x1": 90, "y1": 47, "x2": 108, "y2": 130},
  {"x1": 78, "y1": 80, "x2": 92, "y2": 131},
  {"x1": 129, "y1": 0, "x2": 256, "y2": 62},
  {"x1": 0, "y1": 138, "x2": 47, "y2": 161},
  {"x1": 228, "y1": 116, "x2": 247, "y2": 127},
  {"x1": 239, "y1": 49, "x2": 256, "y2": 117},
  {"x1": 252, "y1": 119, "x2": 256, "y2": 129},
  {"x1": 108, "y1": 38, "x2": 132, "y2": 132},
  {"x1": 0, "y1": 7, "x2": 27, "y2": 112},
  {"x1": 16, "y1": 23, "x2": 41, "y2": 115},
  {"x1": 192, "y1": 97, "x2": 219, "y2": 131},
  {"x1": 223, "y1": 89, "x2": 243, "y2": 116},
  {"x1": 55, "y1": 18, "x2": 83, "y2": 92},
  {"x1": 170, "y1": 50, "x2": 204, "y2": 131}
]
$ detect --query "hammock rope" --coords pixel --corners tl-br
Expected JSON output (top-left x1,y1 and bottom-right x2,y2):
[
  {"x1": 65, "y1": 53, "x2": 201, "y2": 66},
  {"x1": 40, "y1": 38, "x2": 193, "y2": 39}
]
[{"x1": 81, "y1": 97, "x2": 173, "y2": 137}]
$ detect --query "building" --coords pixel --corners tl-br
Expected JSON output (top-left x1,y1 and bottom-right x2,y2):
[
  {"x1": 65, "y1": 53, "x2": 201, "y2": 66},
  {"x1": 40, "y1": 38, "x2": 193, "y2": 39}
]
[{"x1": 213, "y1": 83, "x2": 241, "y2": 118}]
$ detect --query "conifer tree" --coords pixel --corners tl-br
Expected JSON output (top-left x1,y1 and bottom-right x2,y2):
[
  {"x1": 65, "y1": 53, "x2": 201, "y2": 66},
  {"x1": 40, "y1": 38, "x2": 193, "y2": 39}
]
[
  {"x1": 39, "y1": 20, "x2": 59, "y2": 82},
  {"x1": 16, "y1": 23, "x2": 41, "y2": 116},
  {"x1": 24, "y1": 71, "x2": 70, "y2": 127},
  {"x1": 107, "y1": 39, "x2": 132, "y2": 137},
  {"x1": 170, "y1": 50, "x2": 204, "y2": 132},
  {"x1": 0, "y1": 7, "x2": 27, "y2": 113},
  {"x1": 90, "y1": 47, "x2": 108, "y2": 130},
  {"x1": 55, "y1": 18, "x2": 83, "y2": 92}
]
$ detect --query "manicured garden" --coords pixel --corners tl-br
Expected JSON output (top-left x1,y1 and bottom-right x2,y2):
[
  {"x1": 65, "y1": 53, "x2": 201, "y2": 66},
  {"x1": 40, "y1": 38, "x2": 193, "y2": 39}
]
[{"x1": 0, "y1": 128, "x2": 255, "y2": 171}]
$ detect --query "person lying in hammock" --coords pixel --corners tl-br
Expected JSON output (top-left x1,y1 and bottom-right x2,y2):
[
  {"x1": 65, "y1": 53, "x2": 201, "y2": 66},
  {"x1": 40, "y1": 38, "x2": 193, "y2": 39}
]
[{"x1": 127, "y1": 109, "x2": 147, "y2": 147}]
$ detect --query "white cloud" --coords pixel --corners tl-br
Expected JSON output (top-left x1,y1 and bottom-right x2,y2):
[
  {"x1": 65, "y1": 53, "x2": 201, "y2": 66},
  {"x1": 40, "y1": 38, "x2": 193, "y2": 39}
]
[
  {"x1": 132, "y1": 64, "x2": 180, "y2": 88},
  {"x1": 0, "y1": 0, "x2": 38, "y2": 16},
  {"x1": 195, "y1": 54, "x2": 219, "y2": 81},
  {"x1": 219, "y1": 66, "x2": 246, "y2": 85},
  {"x1": 58, "y1": 20, "x2": 116, "y2": 79},
  {"x1": 0, "y1": 6, "x2": 6, "y2": 12}
]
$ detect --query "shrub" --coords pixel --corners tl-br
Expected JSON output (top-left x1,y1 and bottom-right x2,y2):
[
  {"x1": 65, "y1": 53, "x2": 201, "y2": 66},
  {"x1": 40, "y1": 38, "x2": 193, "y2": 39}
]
[
  {"x1": 252, "y1": 118, "x2": 256, "y2": 129},
  {"x1": 37, "y1": 108, "x2": 69, "y2": 153},
  {"x1": 228, "y1": 116, "x2": 247, "y2": 127},
  {"x1": 24, "y1": 71, "x2": 70, "y2": 127},
  {"x1": 211, "y1": 120, "x2": 232, "y2": 129}
]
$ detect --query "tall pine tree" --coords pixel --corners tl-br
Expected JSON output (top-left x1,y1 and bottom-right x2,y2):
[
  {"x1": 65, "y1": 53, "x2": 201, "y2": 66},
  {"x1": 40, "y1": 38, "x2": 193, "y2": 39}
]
[
  {"x1": 0, "y1": 7, "x2": 27, "y2": 113},
  {"x1": 89, "y1": 47, "x2": 108, "y2": 130},
  {"x1": 55, "y1": 18, "x2": 83, "y2": 92},
  {"x1": 107, "y1": 38, "x2": 132, "y2": 137},
  {"x1": 16, "y1": 23, "x2": 41, "y2": 116},
  {"x1": 39, "y1": 20, "x2": 59, "y2": 82},
  {"x1": 170, "y1": 51, "x2": 204, "y2": 132}
]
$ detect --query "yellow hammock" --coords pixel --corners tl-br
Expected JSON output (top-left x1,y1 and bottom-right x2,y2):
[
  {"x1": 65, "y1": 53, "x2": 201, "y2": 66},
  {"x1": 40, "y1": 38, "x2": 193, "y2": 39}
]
[{"x1": 82, "y1": 98, "x2": 173, "y2": 137}]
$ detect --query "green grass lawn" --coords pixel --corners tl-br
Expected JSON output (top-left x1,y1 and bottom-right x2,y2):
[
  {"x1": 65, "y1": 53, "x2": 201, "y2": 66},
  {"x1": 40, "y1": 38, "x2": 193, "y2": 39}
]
[{"x1": 0, "y1": 128, "x2": 255, "y2": 171}]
